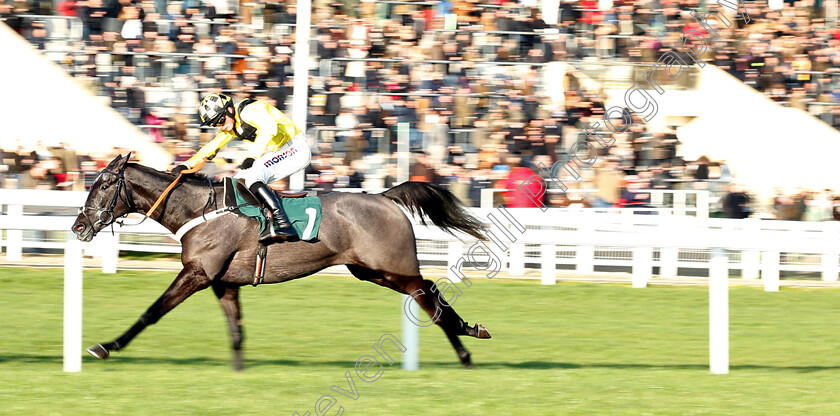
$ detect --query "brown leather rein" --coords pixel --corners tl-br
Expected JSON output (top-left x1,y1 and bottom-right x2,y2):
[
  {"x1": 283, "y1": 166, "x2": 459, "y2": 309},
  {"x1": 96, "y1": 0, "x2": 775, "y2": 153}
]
[{"x1": 145, "y1": 158, "x2": 208, "y2": 219}]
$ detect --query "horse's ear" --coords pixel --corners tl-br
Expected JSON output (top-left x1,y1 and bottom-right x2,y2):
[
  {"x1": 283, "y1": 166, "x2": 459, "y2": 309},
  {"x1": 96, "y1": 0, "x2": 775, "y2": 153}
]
[
  {"x1": 119, "y1": 152, "x2": 133, "y2": 170},
  {"x1": 106, "y1": 154, "x2": 124, "y2": 169}
]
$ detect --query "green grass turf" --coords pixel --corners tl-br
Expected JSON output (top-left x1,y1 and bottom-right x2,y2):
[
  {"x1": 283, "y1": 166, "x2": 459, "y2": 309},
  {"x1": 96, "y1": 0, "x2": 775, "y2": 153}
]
[{"x1": 2, "y1": 267, "x2": 840, "y2": 415}]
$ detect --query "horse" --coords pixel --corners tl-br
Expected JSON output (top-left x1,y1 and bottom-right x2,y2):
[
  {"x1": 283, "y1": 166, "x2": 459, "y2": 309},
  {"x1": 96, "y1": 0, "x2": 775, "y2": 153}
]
[{"x1": 72, "y1": 154, "x2": 491, "y2": 371}]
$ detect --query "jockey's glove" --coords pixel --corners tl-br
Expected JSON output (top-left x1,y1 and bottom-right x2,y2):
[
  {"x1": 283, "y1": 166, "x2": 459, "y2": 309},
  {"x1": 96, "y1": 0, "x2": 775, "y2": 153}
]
[
  {"x1": 171, "y1": 165, "x2": 189, "y2": 176},
  {"x1": 240, "y1": 157, "x2": 255, "y2": 170}
]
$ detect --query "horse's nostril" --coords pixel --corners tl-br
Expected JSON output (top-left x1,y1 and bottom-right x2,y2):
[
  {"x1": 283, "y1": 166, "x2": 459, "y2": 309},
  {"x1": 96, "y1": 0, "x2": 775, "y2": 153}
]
[{"x1": 74, "y1": 223, "x2": 86, "y2": 233}]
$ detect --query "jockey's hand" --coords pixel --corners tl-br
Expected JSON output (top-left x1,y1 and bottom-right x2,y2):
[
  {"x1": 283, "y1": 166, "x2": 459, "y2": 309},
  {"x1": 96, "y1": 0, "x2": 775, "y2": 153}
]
[
  {"x1": 240, "y1": 157, "x2": 255, "y2": 170},
  {"x1": 171, "y1": 165, "x2": 189, "y2": 176}
]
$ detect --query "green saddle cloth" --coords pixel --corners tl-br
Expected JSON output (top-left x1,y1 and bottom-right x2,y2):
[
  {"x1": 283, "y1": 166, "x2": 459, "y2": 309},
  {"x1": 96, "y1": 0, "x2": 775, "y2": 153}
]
[
  {"x1": 278, "y1": 196, "x2": 322, "y2": 241},
  {"x1": 233, "y1": 189, "x2": 322, "y2": 241}
]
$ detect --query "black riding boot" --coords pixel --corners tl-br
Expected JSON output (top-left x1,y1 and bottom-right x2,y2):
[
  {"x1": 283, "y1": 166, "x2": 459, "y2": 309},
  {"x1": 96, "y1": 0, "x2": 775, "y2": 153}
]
[{"x1": 250, "y1": 182, "x2": 297, "y2": 243}]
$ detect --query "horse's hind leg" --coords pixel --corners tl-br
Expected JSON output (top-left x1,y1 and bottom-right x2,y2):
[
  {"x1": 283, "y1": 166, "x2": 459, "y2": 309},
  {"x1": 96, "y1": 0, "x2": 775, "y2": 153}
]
[
  {"x1": 213, "y1": 283, "x2": 245, "y2": 371},
  {"x1": 87, "y1": 262, "x2": 212, "y2": 360},
  {"x1": 347, "y1": 265, "x2": 489, "y2": 368}
]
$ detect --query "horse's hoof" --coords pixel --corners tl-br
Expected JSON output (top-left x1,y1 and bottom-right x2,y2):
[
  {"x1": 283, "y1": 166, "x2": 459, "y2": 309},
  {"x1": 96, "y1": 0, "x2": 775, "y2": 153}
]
[
  {"x1": 458, "y1": 350, "x2": 472, "y2": 368},
  {"x1": 475, "y1": 323, "x2": 492, "y2": 339},
  {"x1": 87, "y1": 343, "x2": 110, "y2": 360}
]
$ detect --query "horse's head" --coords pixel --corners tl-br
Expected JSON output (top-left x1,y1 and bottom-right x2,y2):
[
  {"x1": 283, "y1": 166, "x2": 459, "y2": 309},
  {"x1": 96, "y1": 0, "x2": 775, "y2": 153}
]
[{"x1": 72, "y1": 153, "x2": 137, "y2": 242}]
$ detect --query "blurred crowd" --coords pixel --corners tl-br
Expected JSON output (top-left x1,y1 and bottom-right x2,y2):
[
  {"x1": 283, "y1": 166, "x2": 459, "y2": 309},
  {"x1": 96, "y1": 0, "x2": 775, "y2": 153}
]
[
  {"x1": 7, "y1": 139, "x2": 837, "y2": 221},
  {"x1": 2, "y1": 0, "x2": 840, "y2": 219}
]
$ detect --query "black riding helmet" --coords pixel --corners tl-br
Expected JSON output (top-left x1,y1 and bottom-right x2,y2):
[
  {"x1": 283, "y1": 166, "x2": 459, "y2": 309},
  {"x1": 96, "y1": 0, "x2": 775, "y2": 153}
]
[{"x1": 198, "y1": 93, "x2": 235, "y2": 127}]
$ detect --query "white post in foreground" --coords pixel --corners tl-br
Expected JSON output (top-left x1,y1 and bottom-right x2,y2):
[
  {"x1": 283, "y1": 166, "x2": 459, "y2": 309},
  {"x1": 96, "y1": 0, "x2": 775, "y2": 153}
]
[
  {"x1": 447, "y1": 240, "x2": 464, "y2": 283},
  {"x1": 741, "y1": 249, "x2": 760, "y2": 280},
  {"x1": 659, "y1": 247, "x2": 679, "y2": 279},
  {"x1": 540, "y1": 244, "x2": 556, "y2": 285},
  {"x1": 742, "y1": 219, "x2": 761, "y2": 280},
  {"x1": 631, "y1": 246, "x2": 653, "y2": 288},
  {"x1": 822, "y1": 252, "x2": 839, "y2": 282},
  {"x1": 509, "y1": 242, "x2": 526, "y2": 277},
  {"x1": 64, "y1": 238, "x2": 83, "y2": 372},
  {"x1": 289, "y1": 0, "x2": 311, "y2": 191},
  {"x1": 577, "y1": 221, "x2": 595, "y2": 275},
  {"x1": 479, "y1": 188, "x2": 497, "y2": 209},
  {"x1": 709, "y1": 247, "x2": 728, "y2": 374},
  {"x1": 401, "y1": 294, "x2": 419, "y2": 370},
  {"x1": 762, "y1": 251, "x2": 780, "y2": 292},
  {"x1": 397, "y1": 122, "x2": 410, "y2": 183},
  {"x1": 101, "y1": 232, "x2": 118, "y2": 274},
  {"x1": 6, "y1": 204, "x2": 23, "y2": 261}
]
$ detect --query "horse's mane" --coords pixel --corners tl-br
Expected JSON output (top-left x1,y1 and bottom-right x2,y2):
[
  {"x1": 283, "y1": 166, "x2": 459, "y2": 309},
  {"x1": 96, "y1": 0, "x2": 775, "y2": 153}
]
[{"x1": 128, "y1": 163, "x2": 225, "y2": 186}]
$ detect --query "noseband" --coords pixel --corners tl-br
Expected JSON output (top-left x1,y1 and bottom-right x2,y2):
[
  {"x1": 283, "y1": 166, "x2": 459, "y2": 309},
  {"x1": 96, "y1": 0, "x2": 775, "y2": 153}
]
[{"x1": 78, "y1": 164, "x2": 137, "y2": 235}]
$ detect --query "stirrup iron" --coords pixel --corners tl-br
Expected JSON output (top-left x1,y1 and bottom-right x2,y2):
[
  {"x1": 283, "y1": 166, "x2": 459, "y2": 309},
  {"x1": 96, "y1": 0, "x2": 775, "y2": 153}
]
[{"x1": 253, "y1": 243, "x2": 268, "y2": 286}]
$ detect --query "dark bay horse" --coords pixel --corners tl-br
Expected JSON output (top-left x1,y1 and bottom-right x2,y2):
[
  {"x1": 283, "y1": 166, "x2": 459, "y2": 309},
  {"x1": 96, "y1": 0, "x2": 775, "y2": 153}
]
[{"x1": 72, "y1": 154, "x2": 491, "y2": 371}]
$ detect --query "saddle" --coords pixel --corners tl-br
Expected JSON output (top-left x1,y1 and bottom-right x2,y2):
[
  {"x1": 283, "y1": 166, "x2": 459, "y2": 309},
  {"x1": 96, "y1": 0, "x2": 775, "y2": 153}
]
[{"x1": 222, "y1": 179, "x2": 313, "y2": 287}]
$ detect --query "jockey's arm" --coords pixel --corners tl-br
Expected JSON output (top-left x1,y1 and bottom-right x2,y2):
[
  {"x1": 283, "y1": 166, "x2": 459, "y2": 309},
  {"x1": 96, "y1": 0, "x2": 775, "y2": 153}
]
[{"x1": 182, "y1": 131, "x2": 235, "y2": 169}]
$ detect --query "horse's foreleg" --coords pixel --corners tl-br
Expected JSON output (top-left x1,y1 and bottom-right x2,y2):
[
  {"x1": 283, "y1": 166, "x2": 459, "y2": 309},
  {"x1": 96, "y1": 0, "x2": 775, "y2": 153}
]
[
  {"x1": 87, "y1": 263, "x2": 212, "y2": 360},
  {"x1": 213, "y1": 283, "x2": 244, "y2": 371}
]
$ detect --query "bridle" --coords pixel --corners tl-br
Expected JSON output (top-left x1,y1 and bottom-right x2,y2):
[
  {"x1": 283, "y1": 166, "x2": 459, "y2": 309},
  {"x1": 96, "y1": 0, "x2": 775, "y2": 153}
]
[
  {"x1": 78, "y1": 162, "x2": 137, "y2": 235},
  {"x1": 78, "y1": 157, "x2": 210, "y2": 238}
]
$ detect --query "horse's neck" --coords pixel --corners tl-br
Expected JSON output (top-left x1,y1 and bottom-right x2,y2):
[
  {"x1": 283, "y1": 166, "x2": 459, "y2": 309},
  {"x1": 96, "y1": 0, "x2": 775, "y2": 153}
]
[{"x1": 128, "y1": 167, "x2": 222, "y2": 233}]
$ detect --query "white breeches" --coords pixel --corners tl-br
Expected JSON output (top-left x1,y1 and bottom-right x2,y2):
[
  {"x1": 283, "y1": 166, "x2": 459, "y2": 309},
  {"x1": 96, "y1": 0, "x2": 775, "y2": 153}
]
[{"x1": 234, "y1": 133, "x2": 311, "y2": 188}]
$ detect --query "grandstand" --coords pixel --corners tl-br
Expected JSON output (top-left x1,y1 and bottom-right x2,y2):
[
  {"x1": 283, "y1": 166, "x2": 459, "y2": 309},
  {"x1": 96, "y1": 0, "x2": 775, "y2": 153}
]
[{"x1": 1, "y1": 0, "x2": 839, "y2": 218}]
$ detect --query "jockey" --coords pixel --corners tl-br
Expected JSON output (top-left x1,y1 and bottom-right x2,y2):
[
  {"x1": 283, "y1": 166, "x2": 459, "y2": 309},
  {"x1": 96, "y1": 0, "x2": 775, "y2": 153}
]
[{"x1": 172, "y1": 93, "x2": 311, "y2": 243}]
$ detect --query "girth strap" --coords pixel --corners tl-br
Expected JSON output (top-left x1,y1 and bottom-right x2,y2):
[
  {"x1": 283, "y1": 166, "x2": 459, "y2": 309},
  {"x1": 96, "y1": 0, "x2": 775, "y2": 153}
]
[{"x1": 173, "y1": 204, "x2": 250, "y2": 241}]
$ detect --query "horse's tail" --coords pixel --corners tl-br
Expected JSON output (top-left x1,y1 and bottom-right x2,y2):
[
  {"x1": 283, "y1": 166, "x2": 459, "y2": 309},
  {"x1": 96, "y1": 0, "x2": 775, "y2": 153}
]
[{"x1": 382, "y1": 182, "x2": 486, "y2": 241}]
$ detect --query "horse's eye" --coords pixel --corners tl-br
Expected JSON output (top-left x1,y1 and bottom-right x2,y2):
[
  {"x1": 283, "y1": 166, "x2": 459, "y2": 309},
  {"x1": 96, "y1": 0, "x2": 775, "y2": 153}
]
[{"x1": 101, "y1": 184, "x2": 109, "y2": 190}]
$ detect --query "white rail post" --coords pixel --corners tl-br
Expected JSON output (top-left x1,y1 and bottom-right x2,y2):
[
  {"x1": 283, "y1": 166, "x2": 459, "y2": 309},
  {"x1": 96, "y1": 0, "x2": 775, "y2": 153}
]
[
  {"x1": 741, "y1": 218, "x2": 761, "y2": 279},
  {"x1": 447, "y1": 240, "x2": 464, "y2": 283},
  {"x1": 397, "y1": 122, "x2": 410, "y2": 183},
  {"x1": 509, "y1": 242, "x2": 526, "y2": 277},
  {"x1": 674, "y1": 192, "x2": 686, "y2": 216},
  {"x1": 480, "y1": 188, "x2": 495, "y2": 209},
  {"x1": 576, "y1": 221, "x2": 595, "y2": 275},
  {"x1": 577, "y1": 244, "x2": 595, "y2": 274},
  {"x1": 822, "y1": 222, "x2": 840, "y2": 282},
  {"x1": 289, "y1": 0, "x2": 311, "y2": 191},
  {"x1": 658, "y1": 216, "x2": 678, "y2": 279},
  {"x1": 821, "y1": 252, "x2": 839, "y2": 282},
  {"x1": 659, "y1": 246, "x2": 679, "y2": 279},
  {"x1": 540, "y1": 244, "x2": 556, "y2": 285},
  {"x1": 493, "y1": 243, "x2": 509, "y2": 278},
  {"x1": 101, "y1": 232, "x2": 118, "y2": 274},
  {"x1": 632, "y1": 246, "x2": 653, "y2": 288},
  {"x1": 762, "y1": 251, "x2": 781, "y2": 292},
  {"x1": 64, "y1": 237, "x2": 83, "y2": 372},
  {"x1": 401, "y1": 294, "x2": 419, "y2": 371},
  {"x1": 650, "y1": 190, "x2": 663, "y2": 207},
  {"x1": 742, "y1": 249, "x2": 760, "y2": 280},
  {"x1": 709, "y1": 247, "x2": 729, "y2": 374},
  {"x1": 696, "y1": 191, "x2": 710, "y2": 218},
  {"x1": 6, "y1": 204, "x2": 23, "y2": 261}
]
